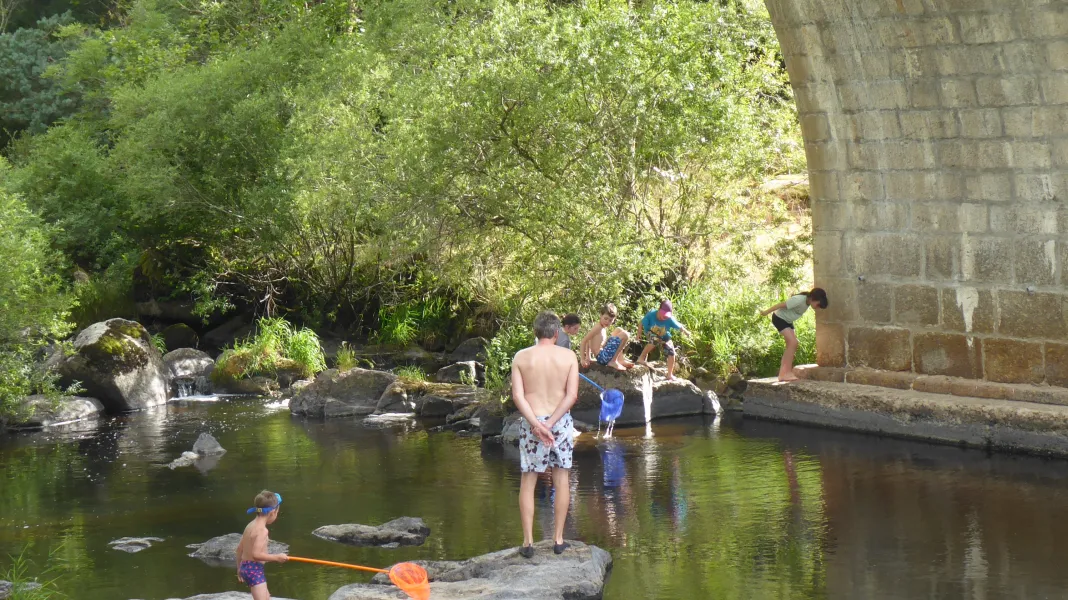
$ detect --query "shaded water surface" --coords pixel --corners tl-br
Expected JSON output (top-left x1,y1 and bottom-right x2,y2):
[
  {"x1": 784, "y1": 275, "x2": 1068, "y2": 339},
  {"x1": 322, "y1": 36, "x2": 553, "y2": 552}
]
[{"x1": 3, "y1": 398, "x2": 1068, "y2": 599}]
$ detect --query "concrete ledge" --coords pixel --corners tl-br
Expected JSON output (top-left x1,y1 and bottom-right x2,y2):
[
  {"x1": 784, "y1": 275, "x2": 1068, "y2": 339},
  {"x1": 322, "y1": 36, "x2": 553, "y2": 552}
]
[
  {"x1": 743, "y1": 378, "x2": 1068, "y2": 458},
  {"x1": 794, "y1": 365, "x2": 1068, "y2": 408}
]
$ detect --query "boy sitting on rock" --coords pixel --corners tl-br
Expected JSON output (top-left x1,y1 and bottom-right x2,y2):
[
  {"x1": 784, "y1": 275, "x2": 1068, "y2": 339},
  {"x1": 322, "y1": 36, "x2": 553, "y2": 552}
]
[{"x1": 579, "y1": 303, "x2": 633, "y2": 371}]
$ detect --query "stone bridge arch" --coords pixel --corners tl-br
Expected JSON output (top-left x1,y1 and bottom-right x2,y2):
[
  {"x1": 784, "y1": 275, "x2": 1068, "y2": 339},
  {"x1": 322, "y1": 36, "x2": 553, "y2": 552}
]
[{"x1": 766, "y1": 0, "x2": 1068, "y2": 385}]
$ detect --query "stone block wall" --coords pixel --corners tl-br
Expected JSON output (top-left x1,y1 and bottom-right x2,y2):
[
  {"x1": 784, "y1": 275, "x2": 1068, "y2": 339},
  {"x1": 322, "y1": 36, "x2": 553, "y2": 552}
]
[{"x1": 765, "y1": 0, "x2": 1068, "y2": 385}]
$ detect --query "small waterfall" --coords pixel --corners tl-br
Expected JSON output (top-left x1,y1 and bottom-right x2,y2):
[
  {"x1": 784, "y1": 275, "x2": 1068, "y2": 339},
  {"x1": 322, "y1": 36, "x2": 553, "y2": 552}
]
[{"x1": 176, "y1": 378, "x2": 195, "y2": 398}]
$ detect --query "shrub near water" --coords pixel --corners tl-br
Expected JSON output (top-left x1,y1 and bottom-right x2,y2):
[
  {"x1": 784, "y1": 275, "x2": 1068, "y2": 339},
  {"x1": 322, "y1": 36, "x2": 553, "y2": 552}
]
[{"x1": 213, "y1": 318, "x2": 327, "y2": 384}]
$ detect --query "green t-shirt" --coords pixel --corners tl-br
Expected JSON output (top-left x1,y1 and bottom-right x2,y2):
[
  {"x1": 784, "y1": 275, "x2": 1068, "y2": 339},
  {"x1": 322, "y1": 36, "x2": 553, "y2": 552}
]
[{"x1": 774, "y1": 294, "x2": 811, "y2": 324}]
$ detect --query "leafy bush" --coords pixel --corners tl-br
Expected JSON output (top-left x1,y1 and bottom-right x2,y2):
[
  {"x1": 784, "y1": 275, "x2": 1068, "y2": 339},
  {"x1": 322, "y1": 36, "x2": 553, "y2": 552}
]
[
  {"x1": 483, "y1": 322, "x2": 534, "y2": 392},
  {"x1": 0, "y1": 169, "x2": 73, "y2": 422},
  {"x1": 214, "y1": 318, "x2": 327, "y2": 383}
]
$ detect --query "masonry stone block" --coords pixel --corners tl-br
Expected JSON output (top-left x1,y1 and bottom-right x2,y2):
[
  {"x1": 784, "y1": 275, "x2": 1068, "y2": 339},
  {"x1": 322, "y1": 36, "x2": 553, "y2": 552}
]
[
  {"x1": 1013, "y1": 141, "x2": 1054, "y2": 169},
  {"x1": 1052, "y1": 139, "x2": 1068, "y2": 168},
  {"x1": 990, "y1": 204, "x2": 1059, "y2": 235},
  {"x1": 1045, "y1": 343, "x2": 1068, "y2": 387},
  {"x1": 959, "y1": 13, "x2": 1018, "y2": 44},
  {"x1": 925, "y1": 235, "x2": 961, "y2": 280},
  {"x1": 1018, "y1": 7, "x2": 1068, "y2": 40},
  {"x1": 848, "y1": 327, "x2": 912, "y2": 371},
  {"x1": 958, "y1": 109, "x2": 1003, "y2": 138},
  {"x1": 998, "y1": 42, "x2": 1049, "y2": 74},
  {"x1": 808, "y1": 171, "x2": 839, "y2": 202},
  {"x1": 818, "y1": 278, "x2": 856, "y2": 324},
  {"x1": 1015, "y1": 174, "x2": 1059, "y2": 202},
  {"x1": 984, "y1": 339, "x2": 1045, "y2": 384},
  {"x1": 976, "y1": 76, "x2": 1040, "y2": 106},
  {"x1": 850, "y1": 141, "x2": 936, "y2": 170},
  {"x1": 840, "y1": 171, "x2": 885, "y2": 201},
  {"x1": 941, "y1": 287, "x2": 996, "y2": 334},
  {"x1": 794, "y1": 84, "x2": 839, "y2": 114},
  {"x1": 848, "y1": 234, "x2": 923, "y2": 278},
  {"x1": 816, "y1": 322, "x2": 846, "y2": 367},
  {"x1": 998, "y1": 291, "x2": 1068, "y2": 339},
  {"x1": 1002, "y1": 106, "x2": 1068, "y2": 138},
  {"x1": 911, "y1": 203, "x2": 960, "y2": 232},
  {"x1": 856, "y1": 282, "x2": 893, "y2": 323},
  {"x1": 845, "y1": 369, "x2": 918, "y2": 389},
  {"x1": 811, "y1": 201, "x2": 851, "y2": 231},
  {"x1": 960, "y1": 236, "x2": 1013, "y2": 283},
  {"x1": 800, "y1": 113, "x2": 831, "y2": 140},
  {"x1": 939, "y1": 78, "x2": 979, "y2": 107},
  {"x1": 847, "y1": 112, "x2": 900, "y2": 141},
  {"x1": 914, "y1": 333, "x2": 983, "y2": 379},
  {"x1": 1049, "y1": 41, "x2": 1068, "y2": 71},
  {"x1": 886, "y1": 172, "x2": 962, "y2": 202},
  {"x1": 1014, "y1": 239, "x2": 1059, "y2": 285},
  {"x1": 838, "y1": 81, "x2": 907, "y2": 111},
  {"x1": 906, "y1": 78, "x2": 941, "y2": 108},
  {"x1": 1042, "y1": 73, "x2": 1068, "y2": 104},
  {"x1": 852, "y1": 202, "x2": 910, "y2": 231},
  {"x1": 899, "y1": 110, "x2": 959, "y2": 139},
  {"x1": 964, "y1": 174, "x2": 1012, "y2": 202},
  {"x1": 812, "y1": 232, "x2": 843, "y2": 276},
  {"x1": 805, "y1": 141, "x2": 846, "y2": 170},
  {"x1": 893, "y1": 284, "x2": 940, "y2": 326}
]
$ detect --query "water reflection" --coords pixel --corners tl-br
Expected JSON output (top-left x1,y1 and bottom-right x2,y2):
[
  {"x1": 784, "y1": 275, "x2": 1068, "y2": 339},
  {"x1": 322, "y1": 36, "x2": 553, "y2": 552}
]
[{"x1": 6, "y1": 403, "x2": 1068, "y2": 599}]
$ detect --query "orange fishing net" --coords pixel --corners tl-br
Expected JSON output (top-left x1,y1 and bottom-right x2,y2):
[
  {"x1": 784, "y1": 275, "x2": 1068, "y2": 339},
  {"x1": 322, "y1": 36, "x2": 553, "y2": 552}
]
[{"x1": 389, "y1": 562, "x2": 430, "y2": 600}]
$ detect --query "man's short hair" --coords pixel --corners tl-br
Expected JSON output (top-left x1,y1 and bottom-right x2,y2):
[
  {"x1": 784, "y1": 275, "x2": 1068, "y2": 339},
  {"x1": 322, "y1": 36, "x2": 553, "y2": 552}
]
[
  {"x1": 562, "y1": 313, "x2": 581, "y2": 327},
  {"x1": 599, "y1": 303, "x2": 618, "y2": 318},
  {"x1": 533, "y1": 311, "x2": 561, "y2": 340}
]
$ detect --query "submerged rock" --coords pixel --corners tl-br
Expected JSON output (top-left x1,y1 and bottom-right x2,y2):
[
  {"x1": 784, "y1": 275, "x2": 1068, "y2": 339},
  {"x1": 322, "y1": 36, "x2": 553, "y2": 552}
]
[
  {"x1": 329, "y1": 540, "x2": 611, "y2": 600},
  {"x1": 313, "y1": 517, "x2": 430, "y2": 548},
  {"x1": 6, "y1": 395, "x2": 104, "y2": 431},
  {"x1": 168, "y1": 451, "x2": 200, "y2": 470},
  {"x1": 192, "y1": 433, "x2": 226, "y2": 456},
  {"x1": 187, "y1": 534, "x2": 288, "y2": 567},
  {"x1": 109, "y1": 537, "x2": 164, "y2": 553},
  {"x1": 291, "y1": 368, "x2": 398, "y2": 418},
  {"x1": 362, "y1": 413, "x2": 417, "y2": 428},
  {"x1": 0, "y1": 580, "x2": 41, "y2": 599},
  {"x1": 56, "y1": 319, "x2": 169, "y2": 413}
]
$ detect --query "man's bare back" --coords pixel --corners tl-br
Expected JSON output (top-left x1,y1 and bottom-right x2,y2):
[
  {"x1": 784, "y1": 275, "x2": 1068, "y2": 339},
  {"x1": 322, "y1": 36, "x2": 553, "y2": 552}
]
[{"x1": 513, "y1": 343, "x2": 577, "y2": 417}]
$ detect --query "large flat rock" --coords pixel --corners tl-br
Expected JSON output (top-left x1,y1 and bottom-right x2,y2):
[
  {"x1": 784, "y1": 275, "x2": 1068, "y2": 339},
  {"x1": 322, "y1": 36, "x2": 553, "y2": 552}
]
[
  {"x1": 328, "y1": 540, "x2": 611, "y2": 600},
  {"x1": 313, "y1": 517, "x2": 430, "y2": 547},
  {"x1": 187, "y1": 534, "x2": 288, "y2": 567},
  {"x1": 744, "y1": 378, "x2": 1068, "y2": 457},
  {"x1": 291, "y1": 368, "x2": 398, "y2": 417}
]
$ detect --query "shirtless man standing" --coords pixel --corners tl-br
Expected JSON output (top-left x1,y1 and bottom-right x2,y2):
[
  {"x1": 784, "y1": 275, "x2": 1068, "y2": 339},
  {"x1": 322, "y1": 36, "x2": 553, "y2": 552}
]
[{"x1": 512, "y1": 311, "x2": 579, "y2": 558}]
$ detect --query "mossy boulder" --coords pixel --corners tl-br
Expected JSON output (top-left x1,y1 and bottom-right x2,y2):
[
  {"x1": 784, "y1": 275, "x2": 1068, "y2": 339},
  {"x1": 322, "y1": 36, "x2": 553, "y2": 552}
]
[{"x1": 57, "y1": 319, "x2": 169, "y2": 413}]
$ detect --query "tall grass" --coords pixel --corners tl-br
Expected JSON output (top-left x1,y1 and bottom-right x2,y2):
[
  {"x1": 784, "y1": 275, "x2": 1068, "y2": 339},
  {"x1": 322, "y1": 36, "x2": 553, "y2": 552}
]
[
  {"x1": 214, "y1": 318, "x2": 327, "y2": 382},
  {"x1": 2, "y1": 544, "x2": 66, "y2": 600},
  {"x1": 373, "y1": 298, "x2": 455, "y2": 347},
  {"x1": 394, "y1": 365, "x2": 428, "y2": 383}
]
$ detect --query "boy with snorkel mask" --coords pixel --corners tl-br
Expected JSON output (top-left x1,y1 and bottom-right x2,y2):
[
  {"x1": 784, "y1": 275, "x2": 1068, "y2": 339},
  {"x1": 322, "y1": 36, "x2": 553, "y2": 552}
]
[{"x1": 236, "y1": 490, "x2": 289, "y2": 599}]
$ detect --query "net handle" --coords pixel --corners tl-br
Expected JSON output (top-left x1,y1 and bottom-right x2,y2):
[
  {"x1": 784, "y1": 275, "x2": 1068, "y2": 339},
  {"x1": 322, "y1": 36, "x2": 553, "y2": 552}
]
[{"x1": 288, "y1": 555, "x2": 388, "y2": 574}]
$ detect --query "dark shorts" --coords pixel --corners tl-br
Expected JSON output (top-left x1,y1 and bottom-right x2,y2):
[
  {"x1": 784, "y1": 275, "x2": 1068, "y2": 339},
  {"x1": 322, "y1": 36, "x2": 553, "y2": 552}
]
[
  {"x1": 649, "y1": 336, "x2": 676, "y2": 357},
  {"x1": 772, "y1": 314, "x2": 793, "y2": 333},
  {"x1": 239, "y1": 561, "x2": 266, "y2": 587}
]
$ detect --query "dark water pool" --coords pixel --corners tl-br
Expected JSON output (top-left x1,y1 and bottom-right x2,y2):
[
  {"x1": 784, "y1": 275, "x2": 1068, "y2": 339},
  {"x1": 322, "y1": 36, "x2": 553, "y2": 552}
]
[{"x1": 3, "y1": 397, "x2": 1068, "y2": 599}]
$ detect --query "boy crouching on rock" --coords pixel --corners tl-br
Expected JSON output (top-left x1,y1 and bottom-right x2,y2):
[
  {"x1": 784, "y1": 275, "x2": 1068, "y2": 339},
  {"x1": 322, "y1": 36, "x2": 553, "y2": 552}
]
[{"x1": 236, "y1": 490, "x2": 288, "y2": 600}]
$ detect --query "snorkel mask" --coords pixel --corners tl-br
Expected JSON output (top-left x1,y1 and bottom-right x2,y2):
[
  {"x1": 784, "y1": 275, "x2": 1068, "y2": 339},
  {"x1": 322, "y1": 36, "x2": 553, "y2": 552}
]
[{"x1": 247, "y1": 493, "x2": 283, "y2": 515}]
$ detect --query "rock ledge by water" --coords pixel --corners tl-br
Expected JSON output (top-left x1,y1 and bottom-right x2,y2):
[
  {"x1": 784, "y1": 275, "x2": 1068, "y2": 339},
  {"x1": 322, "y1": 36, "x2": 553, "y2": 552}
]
[
  {"x1": 187, "y1": 534, "x2": 288, "y2": 566},
  {"x1": 328, "y1": 540, "x2": 611, "y2": 600},
  {"x1": 313, "y1": 517, "x2": 430, "y2": 547}
]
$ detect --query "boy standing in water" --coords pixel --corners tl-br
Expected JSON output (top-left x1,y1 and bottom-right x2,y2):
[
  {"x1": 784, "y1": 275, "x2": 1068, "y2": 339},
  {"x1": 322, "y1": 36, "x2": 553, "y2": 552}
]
[
  {"x1": 236, "y1": 490, "x2": 288, "y2": 600},
  {"x1": 579, "y1": 303, "x2": 633, "y2": 371},
  {"x1": 759, "y1": 287, "x2": 828, "y2": 382},
  {"x1": 636, "y1": 300, "x2": 690, "y2": 380},
  {"x1": 557, "y1": 314, "x2": 582, "y2": 350}
]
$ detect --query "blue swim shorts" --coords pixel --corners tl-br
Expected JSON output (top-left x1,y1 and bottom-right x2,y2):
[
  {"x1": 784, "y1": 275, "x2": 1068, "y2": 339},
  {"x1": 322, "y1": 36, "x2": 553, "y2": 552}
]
[
  {"x1": 239, "y1": 560, "x2": 266, "y2": 587},
  {"x1": 596, "y1": 336, "x2": 623, "y2": 365}
]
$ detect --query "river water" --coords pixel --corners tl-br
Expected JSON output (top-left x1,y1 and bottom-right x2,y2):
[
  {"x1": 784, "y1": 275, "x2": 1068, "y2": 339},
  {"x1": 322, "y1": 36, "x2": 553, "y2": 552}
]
[{"x1": 3, "y1": 397, "x2": 1068, "y2": 599}]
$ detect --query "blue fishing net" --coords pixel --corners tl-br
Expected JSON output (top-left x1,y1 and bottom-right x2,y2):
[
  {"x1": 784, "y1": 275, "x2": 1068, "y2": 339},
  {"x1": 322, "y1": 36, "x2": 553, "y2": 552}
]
[{"x1": 599, "y1": 389, "x2": 624, "y2": 422}]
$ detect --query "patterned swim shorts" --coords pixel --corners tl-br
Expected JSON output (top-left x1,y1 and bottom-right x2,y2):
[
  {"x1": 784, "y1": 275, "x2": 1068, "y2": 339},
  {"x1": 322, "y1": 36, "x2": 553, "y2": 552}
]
[
  {"x1": 596, "y1": 336, "x2": 623, "y2": 365},
  {"x1": 519, "y1": 414, "x2": 574, "y2": 473},
  {"x1": 650, "y1": 336, "x2": 676, "y2": 357},
  {"x1": 239, "y1": 560, "x2": 266, "y2": 587}
]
